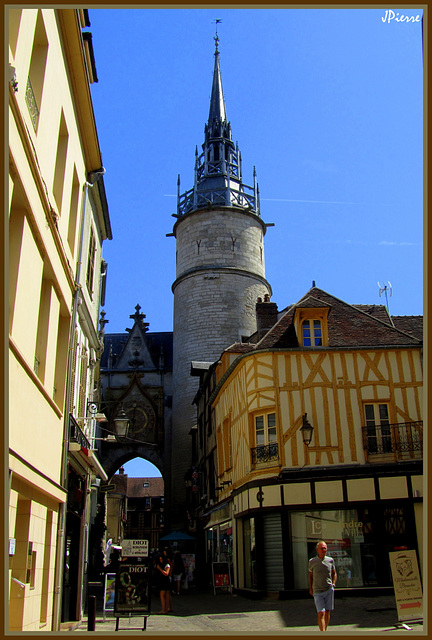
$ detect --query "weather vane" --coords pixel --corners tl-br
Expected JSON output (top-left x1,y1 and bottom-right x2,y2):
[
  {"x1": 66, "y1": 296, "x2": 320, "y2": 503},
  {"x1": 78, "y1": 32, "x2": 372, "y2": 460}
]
[{"x1": 213, "y1": 18, "x2": 222, "y2": 51}]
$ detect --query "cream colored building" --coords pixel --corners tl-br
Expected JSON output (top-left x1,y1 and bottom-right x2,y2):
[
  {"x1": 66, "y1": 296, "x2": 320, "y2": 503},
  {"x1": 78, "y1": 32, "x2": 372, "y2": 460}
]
[
  {"x1": 8, "y1": 8, "x2": 111, "y2": 630},
  {"x1": 193, "y1": 288, "x2": 423, "y2": 596}
]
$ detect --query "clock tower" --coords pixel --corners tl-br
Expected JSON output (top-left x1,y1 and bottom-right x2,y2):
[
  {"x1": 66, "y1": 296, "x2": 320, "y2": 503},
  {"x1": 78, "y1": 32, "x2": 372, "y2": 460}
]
[{"x1": 170, "y1": 34, "x2": 273, "y2": 524}]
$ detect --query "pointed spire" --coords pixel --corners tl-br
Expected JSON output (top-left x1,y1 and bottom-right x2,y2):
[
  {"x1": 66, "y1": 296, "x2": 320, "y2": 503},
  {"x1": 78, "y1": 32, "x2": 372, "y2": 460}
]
[
  {"x1": 208, "y1": 33, "x2": 226, "y2": 126},
  {"x1": 175, "y1": 29, "x2": 261, "y2": 217}
]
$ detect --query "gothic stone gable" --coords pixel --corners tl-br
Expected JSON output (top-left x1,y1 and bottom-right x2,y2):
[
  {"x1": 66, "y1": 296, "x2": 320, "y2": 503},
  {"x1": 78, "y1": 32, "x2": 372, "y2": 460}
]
[{"x1": 114, "y1": 305, "x2": 157, "y2": 371}]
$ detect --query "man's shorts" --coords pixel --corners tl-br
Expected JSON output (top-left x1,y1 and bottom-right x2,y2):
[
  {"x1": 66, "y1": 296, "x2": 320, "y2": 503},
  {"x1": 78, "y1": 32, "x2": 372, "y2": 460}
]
[{"x1": 313, "y1": 587, "x2": 334, "y2": 612}]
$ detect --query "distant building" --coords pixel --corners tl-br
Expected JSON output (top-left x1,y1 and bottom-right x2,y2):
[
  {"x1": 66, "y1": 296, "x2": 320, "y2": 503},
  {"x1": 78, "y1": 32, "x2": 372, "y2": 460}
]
[
  {"x1": 193, "y1": 287, "x2": 423, "y2": 595},
  {"x1": 105, "y1": 470, "x2": 164, "y2": 554},
  {"x1": 8, "y1": 8, "x2": 111, "y2": 630}
]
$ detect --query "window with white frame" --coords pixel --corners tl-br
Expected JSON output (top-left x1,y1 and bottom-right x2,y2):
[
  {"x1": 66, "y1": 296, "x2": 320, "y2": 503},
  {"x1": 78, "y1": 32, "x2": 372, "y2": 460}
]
[
  {"x1": 253, "y1": 411, "x2": 278, "y2": 464},
  {"x1": 364, "y1": 403, "x2": 392, "y2": 454}
]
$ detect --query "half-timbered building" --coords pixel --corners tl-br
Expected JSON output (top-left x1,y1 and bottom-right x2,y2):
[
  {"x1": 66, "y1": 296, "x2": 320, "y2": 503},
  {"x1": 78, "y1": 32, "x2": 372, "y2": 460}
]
[{"x1": 192, "y1": 286, "x2": 423, "y2": 595}]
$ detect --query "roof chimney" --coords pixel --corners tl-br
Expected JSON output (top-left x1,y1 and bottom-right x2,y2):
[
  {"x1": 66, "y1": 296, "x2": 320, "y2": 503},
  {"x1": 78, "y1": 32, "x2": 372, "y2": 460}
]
[{"x1": 256, "y1": 296, "x2": 278, "y2": 338}]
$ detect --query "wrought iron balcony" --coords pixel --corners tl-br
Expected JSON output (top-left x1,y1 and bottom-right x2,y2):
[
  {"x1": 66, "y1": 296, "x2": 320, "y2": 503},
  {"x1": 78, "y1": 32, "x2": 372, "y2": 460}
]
[
  {"x1": 251, "y1": 442, "x2": 279, "y2": 465},
  {"x1": 362, "y1": 421, "x2": 423, "y2": 461},
  {"x1": 69, "y1": 414, "x2": 91, "y2": 450}
]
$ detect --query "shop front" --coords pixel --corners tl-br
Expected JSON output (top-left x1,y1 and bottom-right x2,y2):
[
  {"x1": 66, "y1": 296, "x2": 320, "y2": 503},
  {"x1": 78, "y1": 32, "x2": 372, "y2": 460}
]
[
  {"x1": 204, "y1": 502, "x2": 234, "y2": 588},
  {"x1": 232, "y1": 465, "x2": 423, "y2": 596}
]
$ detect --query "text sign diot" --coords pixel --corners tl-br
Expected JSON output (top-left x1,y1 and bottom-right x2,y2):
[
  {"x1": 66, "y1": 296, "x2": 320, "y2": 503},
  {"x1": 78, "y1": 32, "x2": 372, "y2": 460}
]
[
  {"x1": 122, "y1": 539, "x2": 149, "y2": 557},
  {"x1": 389, "y1": 550, "x2": 423, "y2": 622}
]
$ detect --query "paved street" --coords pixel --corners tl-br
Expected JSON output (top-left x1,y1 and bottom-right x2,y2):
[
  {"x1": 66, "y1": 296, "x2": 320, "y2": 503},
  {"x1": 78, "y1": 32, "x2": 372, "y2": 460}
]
[{"x1": 61, "y1": 589, "x2": 425, "y2": 635}]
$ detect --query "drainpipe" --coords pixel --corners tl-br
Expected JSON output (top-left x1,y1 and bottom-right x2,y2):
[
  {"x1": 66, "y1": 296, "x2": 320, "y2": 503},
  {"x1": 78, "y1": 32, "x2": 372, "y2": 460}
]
[{"x1": 52, "y1": 168, "x2": 105, "y2": 630}]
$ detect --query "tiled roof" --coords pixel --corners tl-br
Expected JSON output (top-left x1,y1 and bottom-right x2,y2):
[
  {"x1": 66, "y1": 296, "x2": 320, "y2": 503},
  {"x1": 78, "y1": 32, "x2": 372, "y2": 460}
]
[
  {"x1": 352, "y1": 304, "x2": 392, "y2": 324},
  {"x1": 126, "y1": 477, "x2": 164, "y2": 497},
  {"x1": 225, "y1": 343, "x2": 256, "y2": 354},
  {"x1": 256, "y1": 287, "x2": 422, "y2": 350},
  {"x1": 391, "y1": 316, "x2": 423, "y2": 340},
  {"x1": 100, "y1": 331, "x2": 173, "y2": 370}
]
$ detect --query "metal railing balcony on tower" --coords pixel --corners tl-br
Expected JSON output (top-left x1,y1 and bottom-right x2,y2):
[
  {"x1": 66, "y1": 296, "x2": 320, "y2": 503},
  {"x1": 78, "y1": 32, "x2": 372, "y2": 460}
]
[
  {"x1": 178, "y1": 184, "x2": 257, "y2": 216},
  {"x1": 362, "y1": 421, "x2": 423, "y2": 462}
]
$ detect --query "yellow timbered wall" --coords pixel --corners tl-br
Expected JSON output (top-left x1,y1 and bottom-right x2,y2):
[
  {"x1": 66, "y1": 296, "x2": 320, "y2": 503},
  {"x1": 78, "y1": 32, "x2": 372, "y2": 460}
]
[{"x1": 213, "y1": 348, "x2": 422, "y2": 486}]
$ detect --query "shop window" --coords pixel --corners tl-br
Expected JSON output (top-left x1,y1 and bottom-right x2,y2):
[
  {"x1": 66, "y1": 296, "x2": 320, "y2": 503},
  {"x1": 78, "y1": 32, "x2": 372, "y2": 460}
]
[
  {"x1": 252, "y1": 411, "x2": 278, "y2": 464},
  {"x1": 364, "y1": 403, "x2": 392, "y2": 454}
]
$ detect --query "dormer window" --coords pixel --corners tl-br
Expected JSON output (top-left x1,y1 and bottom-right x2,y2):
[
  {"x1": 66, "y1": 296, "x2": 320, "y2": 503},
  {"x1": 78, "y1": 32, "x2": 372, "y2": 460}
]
[
  {"x1": 294, "y1": 306, "x2": 329, "y2": 347},
  {"x1": 302, "y1": 319, "x2": 322, "y2": 346}
]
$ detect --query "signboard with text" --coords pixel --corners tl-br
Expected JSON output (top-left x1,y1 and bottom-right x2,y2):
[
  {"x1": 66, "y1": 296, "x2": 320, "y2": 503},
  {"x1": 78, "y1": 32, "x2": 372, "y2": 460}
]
[
  {"x1": 114, "y1": 558, "x2": 151, "y2": 615},
  {"x1": 212, "y1": 562, "x2": 231, "y2": 594},
  {"x1": 121, "y1": 539, "x2": 149, "y2": 557},
  {"x1": 389, "y1": 550, "x2": 423, "y2": 622}
]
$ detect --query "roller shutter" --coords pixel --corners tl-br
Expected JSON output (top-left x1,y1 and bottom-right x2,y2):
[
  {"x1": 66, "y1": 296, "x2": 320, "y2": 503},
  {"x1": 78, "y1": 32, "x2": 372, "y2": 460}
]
[{"x1": 263, "y1": 513, "x2": 284, "y2": 590}]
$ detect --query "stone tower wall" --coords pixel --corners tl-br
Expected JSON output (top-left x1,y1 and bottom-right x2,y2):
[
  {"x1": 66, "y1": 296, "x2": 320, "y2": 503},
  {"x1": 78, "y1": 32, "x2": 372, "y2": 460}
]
[
  {"x1": 171, "y1": 206, "x2": 271, "y2": 524},
  {"x1": 174, "y1": 208, "x2": 267, "y2": 278}
]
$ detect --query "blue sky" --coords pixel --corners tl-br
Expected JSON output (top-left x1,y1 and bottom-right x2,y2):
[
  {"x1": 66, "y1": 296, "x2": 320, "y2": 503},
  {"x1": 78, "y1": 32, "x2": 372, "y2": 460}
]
[{"x1": 88, "y1": 8, "x2": 423, "y2": 477}]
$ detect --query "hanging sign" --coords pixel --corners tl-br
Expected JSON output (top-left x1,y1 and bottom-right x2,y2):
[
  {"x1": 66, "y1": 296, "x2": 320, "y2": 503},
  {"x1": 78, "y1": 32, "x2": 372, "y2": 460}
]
[
  {"x1": 121, "y1": 539, "x2": 149, "y2": 557},
  {"x1": 389, "y1": 550, "x2": 423, "y2": 622}
]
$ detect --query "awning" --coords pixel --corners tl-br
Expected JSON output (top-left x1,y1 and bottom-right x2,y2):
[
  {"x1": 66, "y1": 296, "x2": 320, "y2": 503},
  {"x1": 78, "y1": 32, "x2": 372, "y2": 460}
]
[
  {"x1": 69, "y1": 443, "x2": 108, "y2": 481},
  {"x1": 159, "y1": 530, "x2": 196, "y2": 541}
]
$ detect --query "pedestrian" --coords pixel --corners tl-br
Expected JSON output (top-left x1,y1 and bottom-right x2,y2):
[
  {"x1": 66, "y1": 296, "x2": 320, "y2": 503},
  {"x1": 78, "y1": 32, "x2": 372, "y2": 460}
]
[
  {"x1": 162, "y1": 547, "x2": 173, "y2": 610},
  {"x1": 172, "y1": 550, "x2": 185, "y2": 595},
  {"x1": 308, "y1": 540, "x2": 337, "y2": 632},
  {"x1": 155, "y1": 553, "x2": 172, "y2": 614}
]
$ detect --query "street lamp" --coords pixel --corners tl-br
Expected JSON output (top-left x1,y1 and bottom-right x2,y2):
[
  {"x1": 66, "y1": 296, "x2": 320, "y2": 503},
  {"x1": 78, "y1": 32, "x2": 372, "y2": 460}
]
[
  {"x1": 113, "y1": 408, "x2": 129, "y2": 439},
  {"x1": 300, "y1": 413, "x2": 314, "y2": 446}
]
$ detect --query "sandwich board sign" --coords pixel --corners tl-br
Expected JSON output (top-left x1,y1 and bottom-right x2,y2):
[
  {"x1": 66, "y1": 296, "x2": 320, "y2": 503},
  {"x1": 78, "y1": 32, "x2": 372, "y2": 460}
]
[
  {"x1": 121, "y1": 539, "x2": 149, "y2": 558},
  {"x1": 389, "y1": 550, "x2": 423, "y2": 622}
]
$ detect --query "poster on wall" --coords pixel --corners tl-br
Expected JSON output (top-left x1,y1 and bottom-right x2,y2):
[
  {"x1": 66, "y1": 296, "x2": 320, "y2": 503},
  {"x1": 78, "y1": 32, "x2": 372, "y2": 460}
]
[
  {"x1": 182, "y1": 553, "x2": 195, "y2": 582},
  {"x1": 114, "y1": 559, "x2": 151, "y2": 615},
  {"x1": 389, "y1": 550, "x2": 423, "y2": 622},
  {"x1": 104, "y1": 573, "x2": 116, "y2": 612}
]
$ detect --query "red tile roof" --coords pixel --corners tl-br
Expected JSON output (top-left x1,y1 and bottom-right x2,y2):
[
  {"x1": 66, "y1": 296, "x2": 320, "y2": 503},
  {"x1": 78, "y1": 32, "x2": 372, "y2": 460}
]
[{"x1": 255, "y1": 287, "x2": 422, "y2": 350}]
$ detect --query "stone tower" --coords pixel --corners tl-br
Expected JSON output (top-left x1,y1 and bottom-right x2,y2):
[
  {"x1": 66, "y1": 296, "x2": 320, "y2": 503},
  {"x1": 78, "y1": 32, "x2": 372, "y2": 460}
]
[{"x1": 170, "y1": 34, "x2": 273, "y2": 525}]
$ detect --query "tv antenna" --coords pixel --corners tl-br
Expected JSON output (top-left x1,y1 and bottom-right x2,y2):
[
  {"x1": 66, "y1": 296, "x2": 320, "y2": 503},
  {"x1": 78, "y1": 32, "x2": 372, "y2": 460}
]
[{"x1": 378, "y1": 281, "x2": 392, "y2": 312}]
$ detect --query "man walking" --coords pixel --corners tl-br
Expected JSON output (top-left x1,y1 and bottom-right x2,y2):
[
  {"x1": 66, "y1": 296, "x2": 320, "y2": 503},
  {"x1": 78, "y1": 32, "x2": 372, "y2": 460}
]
[{"x1": 308, "y1": 541, "x2": 337, "y2": 632}]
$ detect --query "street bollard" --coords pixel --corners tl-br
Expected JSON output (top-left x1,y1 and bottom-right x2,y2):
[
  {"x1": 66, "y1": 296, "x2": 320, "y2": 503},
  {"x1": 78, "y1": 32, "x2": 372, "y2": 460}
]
[{"x1": 88, "y1": 595, "x2": 96, "y2": 631}]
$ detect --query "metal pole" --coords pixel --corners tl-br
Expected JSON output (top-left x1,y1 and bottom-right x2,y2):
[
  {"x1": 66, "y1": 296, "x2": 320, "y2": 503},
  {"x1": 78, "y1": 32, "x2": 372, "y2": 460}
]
[{"x1": 88, "y1": 595, "x2": 96, "y2": 631}]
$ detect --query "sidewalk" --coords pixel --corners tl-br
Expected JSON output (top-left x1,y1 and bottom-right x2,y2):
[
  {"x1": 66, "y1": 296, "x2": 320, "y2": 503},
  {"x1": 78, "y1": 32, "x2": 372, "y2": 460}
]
[{"x1": 62, "y1": 589, "x2": 425, "y2": 635}]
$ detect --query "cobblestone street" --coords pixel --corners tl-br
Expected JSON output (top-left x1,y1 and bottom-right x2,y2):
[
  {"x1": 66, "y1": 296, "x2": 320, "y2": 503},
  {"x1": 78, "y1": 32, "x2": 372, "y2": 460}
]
[{"x1": 62, "y1": 589, "x2": 425, "y2": 635}]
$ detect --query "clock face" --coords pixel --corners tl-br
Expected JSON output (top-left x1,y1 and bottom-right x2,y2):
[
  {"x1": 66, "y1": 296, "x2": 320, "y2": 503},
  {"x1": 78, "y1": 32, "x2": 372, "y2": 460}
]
[{"x1": 124, "y1": 402, "x2": 155, "y2": 437}]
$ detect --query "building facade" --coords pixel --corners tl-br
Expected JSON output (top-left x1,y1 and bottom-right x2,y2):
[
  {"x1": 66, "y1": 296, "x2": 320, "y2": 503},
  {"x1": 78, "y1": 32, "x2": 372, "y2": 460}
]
[
  {"x1": 105, "y1": 473, "x2": 165, "y2": 553},
  {"x1": 193, "y1": 287, "x2": 423, "y2": 595},
  {"x1": 8, "y1": 8, "x2": 111, "y2": 630},
  {"x1": 170, "y1": 35, "x2": 272, "y2": 527}
]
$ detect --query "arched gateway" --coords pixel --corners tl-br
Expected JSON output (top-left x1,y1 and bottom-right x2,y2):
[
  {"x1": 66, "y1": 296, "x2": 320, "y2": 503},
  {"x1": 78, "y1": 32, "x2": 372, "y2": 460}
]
[{"x1": 94, "y1": 305, "x2": 173, "y2": 522}]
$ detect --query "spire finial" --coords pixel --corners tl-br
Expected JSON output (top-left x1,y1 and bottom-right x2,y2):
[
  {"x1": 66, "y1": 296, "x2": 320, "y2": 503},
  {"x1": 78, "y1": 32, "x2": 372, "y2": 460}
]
[{"x1": 213, "y1": 18, "x2": 222, "y2": 53}]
